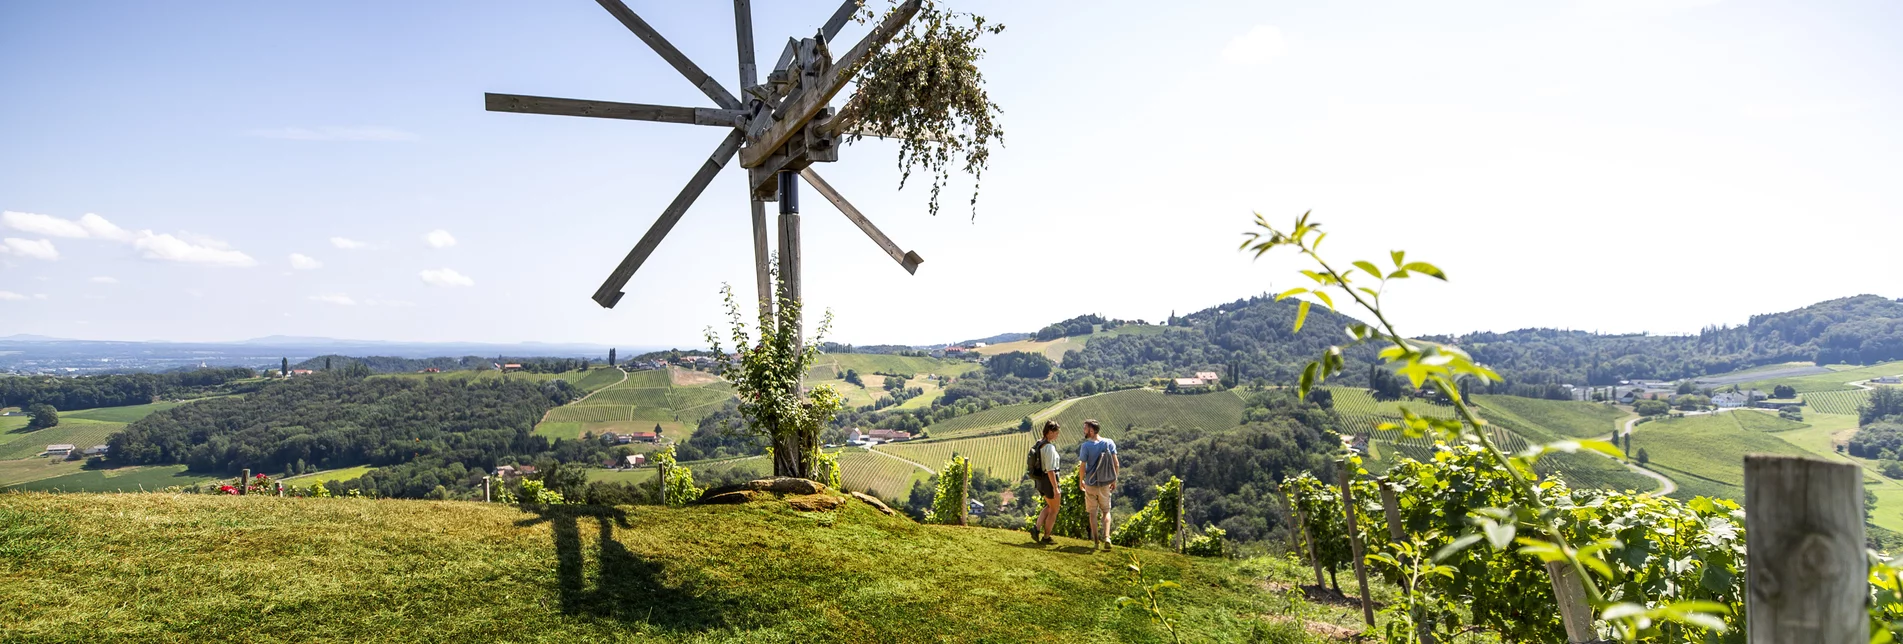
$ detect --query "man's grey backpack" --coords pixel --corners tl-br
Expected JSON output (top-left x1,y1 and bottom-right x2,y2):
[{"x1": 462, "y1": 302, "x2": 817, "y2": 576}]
[{"x1": 1083, "y1": 443, "x2": 1117, "y2": 486}]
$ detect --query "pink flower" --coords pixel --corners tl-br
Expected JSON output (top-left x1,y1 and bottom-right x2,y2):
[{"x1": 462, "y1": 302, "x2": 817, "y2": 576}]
[
  {"x1": 255, "y1": 473, "x2": 267, "y2": 479},
  {"x1": 219, "y1": 485, "x2": 239, "y2": 495}
]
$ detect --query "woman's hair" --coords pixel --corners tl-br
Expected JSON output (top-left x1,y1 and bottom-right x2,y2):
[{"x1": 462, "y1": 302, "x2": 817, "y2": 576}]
[{"x1": 1042, "y1": 420, "x2": 1061, "y2": 437}]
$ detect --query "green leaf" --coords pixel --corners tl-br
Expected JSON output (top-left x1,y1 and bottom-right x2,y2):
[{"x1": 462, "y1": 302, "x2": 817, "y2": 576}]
[
  {"x1": 1390, "y1": 250, "x2": 1406, "y2": 268},
  {"x1": 1294, "y1": 300, "x2": 1311, "y2": 332},
  {"x1": 1402, "y1": 261, "x2": 1447, "y2": 280},
  {"x1": 1311, "y1": 290, "x2": 1335, "y2": 311},
  {"x1": 1352, "y1": 260, "x2": 1383, "y2": 279},
  {"x1": 1299, "y1": 362, "x2": 1318, "y2": 395},
  {"x1": 1482, "y1": 520, "x2": 1515, "y2": 550},
  {"x1": 1274, "y1": 287, "x2": 1308, "y2": 301},
  {"x1": 1577, "y1": 439, "x2": 1623, "y2": 459},
  {"x1": 1600, "y1": 602, "x2": 1648, "y2": 620},
  {"x1": 1433, "y1": 534, "x2": 1484, "y2": 562}
]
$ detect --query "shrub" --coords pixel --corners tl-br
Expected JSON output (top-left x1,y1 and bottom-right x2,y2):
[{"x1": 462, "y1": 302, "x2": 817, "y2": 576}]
[
  {"x1": 926, "y1": 454, "x2": 971, "y2": 525},
  {"x1": 1183, "y1": 525, "x2": 1226, "y2": 557},
  {"x1": 1111, "y1": 477, "x2": 1183, "y2": 549}
]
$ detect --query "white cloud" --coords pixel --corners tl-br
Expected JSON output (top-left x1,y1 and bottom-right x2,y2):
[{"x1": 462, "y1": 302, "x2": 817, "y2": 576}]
[
  {"x1": 31, "y1": 294, "x2": 46, "y2": 300},
  {"x1": 2, "y1": 211, "x2": 87, "y2": 237},
  {"x1": 1, "y1": 238, "x2": 59, "y2": 260},
  {"x1": 330, "y1": 237, "x2": 368, "y2": 250},
  {"x1": 423, "y1": 229, "x2": 457, "y2": 249},
  {"x1": 0, "y1": 291, "x2": 24, "y2": 301},
  {"x1": 1221, "y1": 25, "x2": 1287, "y2": 66},
  {"x1": 289, "y1": 253, "x2": 322, "y2": 270},
  {"x1": 132, "y1": 232, "x2": 256, "y2": 267},
  {"x1": 419, "y1": 267, "x2": 474, "y2": 287},
  {"x1": 89, "y1": 276, "x2": 119, "y2": 284},
  {"x1": 247, "y1": 126, "x2": 419, "y2": 142},
  {"x1": 308, "y1": 294, "x2": 357, "y2": 306},
  {"x1": 78, "y1": 214, "x2": 133, "y2": 242}
]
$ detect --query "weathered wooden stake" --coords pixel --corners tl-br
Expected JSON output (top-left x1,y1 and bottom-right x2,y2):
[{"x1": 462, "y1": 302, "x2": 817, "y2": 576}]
[
  {"x1": 275, "y1": 481, "x2": 283, "y2": 497},
  {"x1": 1745, "y1": 455, "x2": 1867, "y2": 643},
  {"x1": 1339, "y1": 469, "x2": 1375, "y2": 626},
  {"x1": 1294, "y1": 501, "x2": 1326, "y2": 588},
  {"x1": 1545, "y1": 561, "x2": 1597, "y2": 643},
  {"x1": 240, "y1": 468, "x2": 250, "y2": 495},
  {"x1": 1173, "y1": 485, "x2": 1185, "y2": 553},
  {"x1": 482, "y1": 476, "x2": 492, "y2": 503},
  {"x1": 959, "y1": 459, "x2": 970, "y2": 527},
  {"x1": 1376, "y1": 481, "x2": 1408, "y2": 590},
  {"x1": 1277, "y1": 487, "x2": 1301, "y2": 553}
]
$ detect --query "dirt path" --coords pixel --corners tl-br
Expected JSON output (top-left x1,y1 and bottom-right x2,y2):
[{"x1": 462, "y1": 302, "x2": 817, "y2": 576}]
[{"x1": 1612, "y1": 414, "x2": 1677, "y2": 497}]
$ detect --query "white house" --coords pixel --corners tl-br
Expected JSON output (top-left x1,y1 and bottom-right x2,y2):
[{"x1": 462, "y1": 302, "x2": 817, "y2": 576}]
[
  {"x1": 82, "y1": 445, "x2": 109, "y2": 456},
  {"x1": 1712, "y1": 391, "x2": 1749, "y2": 408},
  {"x1": 1194, "y1": 371, "x2": 1222, "y2": 383},
  {"x1": 847, "y1": 428, "x2": 864, "y2": 444},
  {"x1": 1877, "y1": 376, "x2": 1903, "y2": 385},
  {"x1": 44, "y1": 444, "x2": 75, "y2": 457}
]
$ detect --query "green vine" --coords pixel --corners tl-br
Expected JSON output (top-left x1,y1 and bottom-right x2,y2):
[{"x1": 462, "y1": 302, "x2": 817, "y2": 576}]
[
  {"x1": 848, "y1": 0, "x2": 1005, "y2": 219},
  {"x1": 926, "y1": 453, "x2": 971, "y2": 524},
  {"x1": 706, "y1": 262, "x2": 844, "y2": 480}
]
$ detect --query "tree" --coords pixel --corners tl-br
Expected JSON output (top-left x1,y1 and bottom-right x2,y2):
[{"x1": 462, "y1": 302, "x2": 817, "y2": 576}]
[
  {"x1": 1863, "y1": 387, "x2": 1903, "y2": 425},
  {"x1": 1018, "y1": 416, "x2": 1033, "y2": 432},
  {"x1": 1676, "y1": 381, "x2": 1695, "y2": 395},
  {"x1": 1637, "y1": 448, "x2": 1650, "y2": 465},
  {"x1": 706, "y1": 271, "x2": 845, "y2": 481},
  {"x1": 609, "y1": 348, "x2": 617, "y2": 367},
  {"x1": 281, "y1": 357, "x2": 289, "y2": 378},
  {"x1": 25, "y1": 403, "x2": 57, "y2": 430},
  {"x1": 1635, "y1": 400, "x2": 1671, "y2": 416},
  {"x1": 1773, "y1": 384, "x2": 1796, "y2": 399},
  {"x1": 844, "y1": 369, "x2": 864, "y2": 387},
  {"x1": 324, "y1": 357, "x2": 332, "y2": 371},
  {"x1": 1779, "y1": 406, "x2": 1804, "y2": 422}
]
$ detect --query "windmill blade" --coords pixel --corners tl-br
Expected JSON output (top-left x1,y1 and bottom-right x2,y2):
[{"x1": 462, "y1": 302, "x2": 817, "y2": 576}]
[
  {"x1": 799, "y1": 168, "x2": 922, "y2": 274},
  {"x1": 594, "y1": 0, "x2": 742, "y2": 110},
  {"x1": 593, "y1": 129, "x2": 747, "y2": 308},
  {"x1": 820, "y1": 0, "x2": 861, "y2": 41},
  {"x1": 733, "y1": 0, "x2": 758, "y2": 90},
  {"x1": 741, "y1": 0, "x2": 922, "y2": 169},
  {"x1": 749, "y1": 197, "x2": 773, "y2": 317},
  {"x1": 485, "y1": 93, "x2": 747, "y2": 127}
]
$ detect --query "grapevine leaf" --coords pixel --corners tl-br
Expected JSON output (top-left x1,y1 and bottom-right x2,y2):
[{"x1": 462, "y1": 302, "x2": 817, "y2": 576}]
[
  {"x1": 1482, "y1": 520, "x2": 1515, "y2": 550},
  {"x1": 1352, "y1": 260, "x2": 1383, "y2": 279},
  {"x1": 1312, "y1": 290, "x2": 1335, "y2": 312},
  {"x1": 1402, "y1": 261, "x2": 1447, "y2": 280},
  {"x1": 1294, "y1": 300, "x2": 1311, "y2": 332},
  {"x1": 1577, "y1": 439, "x2": 1623, "y2": 459},
  {"x1": 1433, "y1": 534, "x2": 1484, "y2": 562},
  {"x1": 1275, "y1": 287, "x2": 1309, "y2": 301}
]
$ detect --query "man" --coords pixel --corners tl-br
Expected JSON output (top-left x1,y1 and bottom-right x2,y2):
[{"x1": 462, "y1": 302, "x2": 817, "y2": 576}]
[
  {"x1": 1029, "y1": 421, "x2": 1062, "y2": 544},
  {"x1": 1076, "y1": 419, "x2": 1119, "y2": 550}
]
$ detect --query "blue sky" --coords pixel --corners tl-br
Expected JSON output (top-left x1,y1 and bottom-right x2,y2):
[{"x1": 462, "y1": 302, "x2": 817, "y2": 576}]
[{"x1": 3, "y1": 0, "x2": 1899, "y2": 346}]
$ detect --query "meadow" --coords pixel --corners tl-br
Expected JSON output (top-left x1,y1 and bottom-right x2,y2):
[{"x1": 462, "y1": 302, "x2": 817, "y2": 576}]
[
  {"x1": 283, "y1": 464, "x2": 378, "y2": 486},
  {"x1": 0, "y1": 418, "x2": 126, "y2": 460},
  {"x1": 1733, "y1": 359, "x2": 1903, "y2": 393},
  {"x1": 0, "y1": 493, "x2": 1355, "y2": 642},
  {"x1": 7, "y1": 464, "x2": 213, "y2": 493},
  {"x1": 534, "y1": 367, "x2": 734, "y2": 441},
  {"x1": 1629, "y1": 412, "x2": 1816, "y2": 501},
  {"x1": 923, "y1": 401, "x2": 1052, "y2": 438},
  {"x1": 974, "y1": 324, "x2": 1173, "y2": 362},
  {"x1": 1472, "y1": 394, "x2": 1630, "y2": 439},
  {"x1": 1805, "y1": 389, "x2": 1873, "y2": 416}
]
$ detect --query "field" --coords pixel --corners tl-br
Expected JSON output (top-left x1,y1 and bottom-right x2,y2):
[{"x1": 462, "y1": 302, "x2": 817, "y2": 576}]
[
  {"x1": 6, "y1": 464, "x2": 213, "y2": 492},
  {"x1": 1629, "y1": 412, "x2": 1818, "y2": 501},
  {"x1": 1733, "y1": 360, "x2": 1903, "y2": 393},
  {"x1": 835, "y1": 449, "x2": 929, "y2": 499},
  {"x1": 880, "y1": 432, "x2": 1031, "y2": 484},
  {"x1": 0, "y1": 418, "x2": 126, "y2": 460},
  {"x1": 1805, "y1": 389, "x2": 1872, "y2": 416},
  {"x1": 808, "y1": 353, "x2": 981, "y2": 379},
  {"x1": 1473, "y1": 395, "x2": 1631, "y2": 439},
  {"x1": 924, "y1": 401, "x2": 1052, "y2": 438},
  {"x1": 973, "y1": 324, "x2": 1173, "y2": 362},
  {"x1": 0, "y1": 493, "x2": 1362, "y2": 642},
  {"x1": 1045, "y1": 388, "x2": 1247, "y2": 447},
  {"x1": 0, "y1": 457, "x2": 85, "y2": 487},
  {"x1": 381, "y1": 367, "x2": 625, "y2": 394},
  {"x1": 283, "y1": 465, "x2": 378, "y2": 485},
  {"x1": 590, "y1": 456, "x2": 771, "y2": 486},
  {"x1": 534, "y1": 367, "x2": 734, "y2": 441},
  {"x1": 60, "y1": 401, "x2": 186, "y2": 423}
]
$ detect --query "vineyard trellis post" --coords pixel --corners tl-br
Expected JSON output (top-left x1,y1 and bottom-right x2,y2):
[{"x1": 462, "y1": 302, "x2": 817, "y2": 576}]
[
  {"x1": 1294, "y1": 499, "x2": 1326, "y2": 588},
  {"x1": 958, "y1": 461, "x2": 970, "y2": 527},
  {"x1": 482, "y1": 476, "x2": 492, "y2": 503},
  {"x1": 1338, "y1": 468, "x2": 1375, "y2": 626},
  {"x1": 1744, "y1": 455, "x2": 1866, "y2": 642},
  {"x1": 1276, "y1": 486, "x2": 1301, "y2": 554},
  {"x1": 275, "y1": 481, "x2": 283, "y2": 497},
  {"x1": 240, "y1": 468, "x2": 249, "y2": 495},
  {"x1": 1376, "y1": 479, "x2": 1407, "y2": 591},
  {"x1": 1173, "y1": 482, "x2": 1185, "y2": 553},
  {"x1": 1545, "y1": 561, "x2": 1596, "y2": 643}
]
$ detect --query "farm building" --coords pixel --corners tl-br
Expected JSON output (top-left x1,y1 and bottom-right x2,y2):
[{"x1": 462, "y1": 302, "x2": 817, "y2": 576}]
[
  {"x1": 45, "y1": 444, "x2": 76, "y2": 457},
  {"x1": 82, "y1": 445, "x2": 109, "y2": 456},
  {"x1": 1712, "y1": 391, "x2": 1749, "y2": 408},
  {"x1": 867, "y1": 429, "x2": 911, "y2": 442},
  {"x1": 625, "y1": 454, "x2": 646, "y2": 468},
  {"x1": 1194, "y1": 371, "x2": 1221, "y2": 382},
  {"x1": 629, "y1": 432, "x2": 658, "y2": 443},
  {"x1": 1878, "y1": 376, "x2": 1902, "y2": 385},
  {"x1": 1171, "y1": 377, "x2": 1211, "y2": 392}
]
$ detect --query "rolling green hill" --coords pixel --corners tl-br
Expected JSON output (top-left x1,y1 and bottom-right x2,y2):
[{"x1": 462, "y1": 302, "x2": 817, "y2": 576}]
[
  {"x1": 1630, "y1": 412, "x2": 1818, "y2": 501},
  {"x1": 534, "y1": 367, "x2": 736, "y2": 441},
  {"x1": 1472, "y1": 395, "x2": 1631, "y2": 439},
  {"x1": 0, "y1": 493, "x2": 1351, "y2": 642}
]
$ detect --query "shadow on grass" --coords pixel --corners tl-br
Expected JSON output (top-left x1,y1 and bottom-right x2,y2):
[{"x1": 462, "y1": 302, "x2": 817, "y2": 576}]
[{"x1": 515, "y1": 504, "x2": 740, "y2": 632}]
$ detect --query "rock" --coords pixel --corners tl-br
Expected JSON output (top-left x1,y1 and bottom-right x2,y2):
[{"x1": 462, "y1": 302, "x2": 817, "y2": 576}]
[
  {"x1": 697, "y1": 484, "x2": 751, "y2": 502},
  {"x1": 744, "y1": 477, "x2": 828, "y2": 496},
  {"x1": 786, "y1": 494, "x2": 846, "y2": 512},
  {"x1": 702, "y1": 490, "x2": 759, "y2": 505},
  {"x1": 849, "y1": 491, "x2": 896, "y2": 516}
]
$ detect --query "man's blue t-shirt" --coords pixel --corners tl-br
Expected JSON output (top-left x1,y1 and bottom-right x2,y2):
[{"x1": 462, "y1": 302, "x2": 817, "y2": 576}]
[{"x1": 1078, "y1": 437, "x2": 1118, "y2": 486}]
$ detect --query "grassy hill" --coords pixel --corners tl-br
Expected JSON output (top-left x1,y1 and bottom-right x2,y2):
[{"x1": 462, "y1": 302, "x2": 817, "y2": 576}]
[
  {"x1": 0, "y1": 400, "x2": 214, "y2": 492},
  {"x1": 974, "y1": 324, "x2": 1174, "y2": 362},
  {"x1": 1630, "y1": 412, "x2": 1817, "y2": 501},
  {"x1": 535, "y1": 367, "x2": 735, "y2": 441},
  {"x1": 0, "y1": 493, "x2": 1352, "y2": 643},
  {"x1": 1472, "y1": 395, "x2": 1630, "y2": 439}
]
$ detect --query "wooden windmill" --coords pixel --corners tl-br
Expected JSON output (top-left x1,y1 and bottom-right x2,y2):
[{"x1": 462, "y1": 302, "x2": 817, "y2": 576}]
[{"x1": 485, "y1": 0, "x2": 928, "y2": 325}]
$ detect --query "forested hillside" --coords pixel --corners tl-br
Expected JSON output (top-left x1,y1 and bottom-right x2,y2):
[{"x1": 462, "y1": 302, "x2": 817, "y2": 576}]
[
  {"x1": 0, "y1": 367, "x2": 256, "y2": 410},
  {"x1": 108, "y1": 373, "x2": 578, "y2": 479},
  {"x1": 1436, "y1": 295, "x2": 1903, "y2": 384}
]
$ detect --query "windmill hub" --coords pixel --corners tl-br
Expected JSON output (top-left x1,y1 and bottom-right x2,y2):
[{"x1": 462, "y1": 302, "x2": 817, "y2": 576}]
[{"x1": 485, "y1": 0, "x2": 929, "y2": 313}]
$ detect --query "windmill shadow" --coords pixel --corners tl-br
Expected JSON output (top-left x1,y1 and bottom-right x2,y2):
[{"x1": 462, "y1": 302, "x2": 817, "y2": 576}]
[{"x1": 514, "y1": 504, "x2": 740, "y2": 632}]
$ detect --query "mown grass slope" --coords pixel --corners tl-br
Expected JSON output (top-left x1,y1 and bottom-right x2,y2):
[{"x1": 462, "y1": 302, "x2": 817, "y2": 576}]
[
  {"x1": 0, "y1": 493, "x2": 1343, "y2": 643},
  {"x1": 1630, "y1": 412, "x2": 1817, "y2": 501},
  {"x1": 1473, "y1": 395, "x2": 1631, "y2": 439}
]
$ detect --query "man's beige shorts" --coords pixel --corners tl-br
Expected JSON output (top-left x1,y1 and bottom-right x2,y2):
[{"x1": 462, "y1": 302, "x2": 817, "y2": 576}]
[{"x1": 1083, "y1": 483, "x2": 1113, "y2": 519}]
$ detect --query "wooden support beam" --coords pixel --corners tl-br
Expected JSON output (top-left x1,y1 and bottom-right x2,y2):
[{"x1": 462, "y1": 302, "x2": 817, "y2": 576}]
[
  {"x1": 739, "y1": 0, "x2": 921, "y2": 168},
  {"x1": 592, "y1": 129, "x2": 747, "y2": 308},
  {"x1": 798, "y1": 168, "x2": 922, "y2": 274},
  {"x1": 594, "y1": 0, "x2": 741, "y2": 110},
  {"x1": 822, "y1": 0, "x2": 861, "y2": 41},
  {"x1": 1745, "y1": 455, "x2": 1867, "y2": 642},
  {"x1": 733, "y1": 0, "x2": 758, "y2": 90},
  {"x1": 750, "y1": 198, "x2": 773, "y2": 319},
  {"x1": 484, "y1": 94, "x2": 747, "y2": 127}
]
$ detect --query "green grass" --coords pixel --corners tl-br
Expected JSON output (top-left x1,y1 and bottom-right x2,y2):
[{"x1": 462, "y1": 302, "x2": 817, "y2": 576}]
[
  {"x1": 283, "y1": 465, "x2": 377, "y2": 486},
  {"x1": 592, "y1": 457, "x2": 773, "y2": 486},
  {"x1": 60, "y1": 401, "x2": 184, "y2": 424},
  {"x1": 535, "y1": 421, "x2": 688, "y2": 442},
  {"x1": 1473, "y1": 395, "x2": 1630, "y2": 439},
  {"x1": 815, "y1": 353, "x2": 981, "y2": 378},
  {"x1": 1805, "y1": 389, "x2": 1872, "y2": 416},
  {"x1": 0, "y1": 493, "x2": 1349, "y2": 642},
  {"x1": 1630, "y1": 412, "x2": 1817, "y2": 501},
  {"x1": 1736, "y1": 360, "x2": 1903, "y2": 393},
  {"x1": 0, "y1": 419, "x2": 127, "y2": 460},
  {"x1": 5, "y1": 464, "x2": 214, "y2": 493},
  {"x1": 0, "y1": 458, "x2": 85, "y2": 487},
  {"x1": 881, "y1": 432, "x2": 1033, "y2": 485},
  {"x1": 924, "y1": 402, "x2": 1053, "y2": 438},
  {"x1": 836, "y1": 449, "x2": 930, "y2": 499}
]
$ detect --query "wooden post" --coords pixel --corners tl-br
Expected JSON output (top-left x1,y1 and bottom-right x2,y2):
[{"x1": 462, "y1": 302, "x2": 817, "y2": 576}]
[
  {"x1": 1173, "y1": 484, "x2": 1185, "y2": 553},
  {"x1": 275, "y1": 481, "x2": 283, "y2": 497},
  {"x1": 1745, "y1": 455, "x2": 1867, "y2": 643},
  {"x1": 1338, "y1": 469, "x2": 1375, "y2": 626},
  {"x1": 959, "y1": 458, "x2": 970, "y2": 527},
  {"x1": 240, "y1": 469, "x2": 250, "y2": 495},
  {"x1": 1276, "y1": 487, "x2": 1301, "y2": 553},
  {"x1": 482, "y1": 476, "x2": 492, "y2": 503},
  {"x1": 1293, "y1": 501, "x2": 1326, "y2": 588},
  {"x1": 1545, "y1": 561, "x2": 1598, "y2": 643},
  {"x1": 1377, "y1": 481, "x2": 1407, "y2": 590}
]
